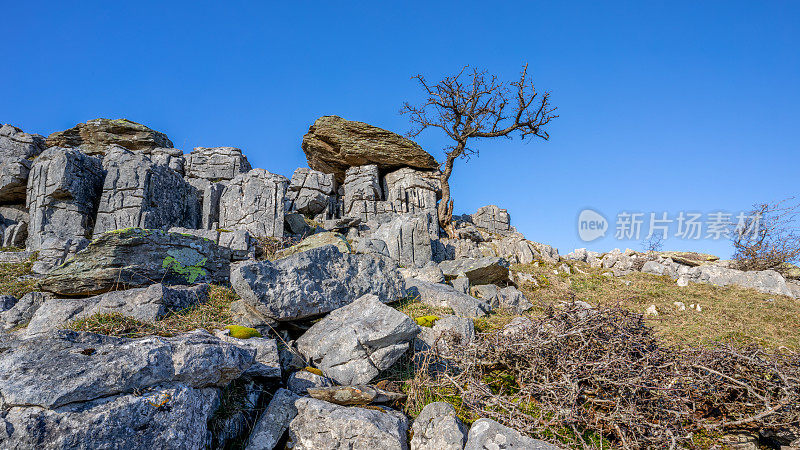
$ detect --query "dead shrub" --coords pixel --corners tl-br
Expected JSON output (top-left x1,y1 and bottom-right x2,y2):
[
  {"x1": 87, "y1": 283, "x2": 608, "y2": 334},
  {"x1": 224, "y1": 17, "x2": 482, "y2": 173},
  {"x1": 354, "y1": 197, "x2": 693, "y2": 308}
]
[{"x1": 731, "y1": 198, "x2": 800, "y2": 274}]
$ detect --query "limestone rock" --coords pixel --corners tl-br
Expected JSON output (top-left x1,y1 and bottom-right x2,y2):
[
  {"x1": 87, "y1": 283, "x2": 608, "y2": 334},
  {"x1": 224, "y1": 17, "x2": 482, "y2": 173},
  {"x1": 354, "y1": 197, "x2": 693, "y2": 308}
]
[
  {"x1": 372, "y1": 213, "x2": 434, "y2": 267},
  {"x1": 0, "y1": 384, "x2": 219, "y2": 450},
  {"x1": 93, "y1": 147, "x2": 201, "y2": 236},
  {"x1": 342, "y1": 164, "x2": 383, "y2": 221},
  {"x1": 471, "y1": 284, "x2": 500, "y2": 308},
  {"x1": 184, "y1": 146, "x2": 251, "y2": 181},
  {"x1": 287, "y1": 369, "x2": 335, "y2": 395},
  {"x1": 400, "y1": 261, "x2": 445, "y2": 284},
  {"x1": 383, "y1": 167, "x2": 440, "y2": 214},
  {"x1": 45, "y1": 118, "x2": 173, "y2": 156},
  {"x1": 439, "y1": 257, "x2": 511, "y2": 285},
  {"x1": 499, "y1": 286, "x2": 533, "y2": 313},
  {"x1": 217, "y1": 335, "x2": 281, "y2": 379},
  {"x1": 295, "y1": 294, "x2": 420, "y2": 385},
  {"x1": 306, "y1": 385, "x2": 406, "y2": 406},
  {"x1": 285, "y1": 167, "x2": 336, "y2": 216},
  {"x1": 0, "y1": 330, "x2": 254, "y2": 409},
  {"x1": 0, "y1": 157, "x2": 31, "y2": 203},
  {"x1": 38, "y1": 228, "x2": 229, "y2": 296},
  {"x1": 465, "y1": 418, "x2": 561, "y2": 450},
  {"x1": 405, "y1": 278, "x2": 491, "y2": 318},
  {"x1": 231, "y1": 245, "x2": 405, "y2": 321},
  {"x1": 288, "y1": 397, "x2": 410, "y2": 450},
  {"x1": 24, "y1": 284, "x2": 210, "y2": 337},
  {"x1": 25, "y1": 147, "x2": 105, "y2": 268},
  {"x1": 275, "y1": 231, "x2": 351, "y2": 259},
  {"x1": 416, "y1": 314, "x2": 475, "y2": 355},
  {"x1": 410, "y1": 402, "x2": 468, "y2": 450},
  {"x1": 245, "y1": 388, "x2": 299, "y2": 450},
  {"x1": 302, "y1": 115, "x2": 438, "y2": 183},
  {"x1": 219, "y1": 169, "x2": 288, "y2": 239},
  {"x1": 169, "y1": 226, "x2": 253, "y2": 261},
  {"x1": 0, "y1": 124, "x2": 46, "y2": 159},
  {"x1": 0, "y1": 295, "x2": 17, "y2": 312},
  {"x1": 472, "y1": 205, "x2": 513, "y2": 235},
  {"x1": 0, "y1": 292, "x2": 49, "y2": 331}
]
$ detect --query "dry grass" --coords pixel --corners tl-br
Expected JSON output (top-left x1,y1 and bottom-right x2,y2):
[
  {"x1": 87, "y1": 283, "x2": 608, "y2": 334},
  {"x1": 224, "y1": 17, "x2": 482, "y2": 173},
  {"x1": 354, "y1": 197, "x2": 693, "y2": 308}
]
[
  {"x1": 514, "y1": 261, "x2": 800, "y2": 351},
  {"x1": 68, "y1": 285, "x2": 239, "y2": 338},
  {"x1": 0, "y1": 255, "x2": 37, "y2": 298}
]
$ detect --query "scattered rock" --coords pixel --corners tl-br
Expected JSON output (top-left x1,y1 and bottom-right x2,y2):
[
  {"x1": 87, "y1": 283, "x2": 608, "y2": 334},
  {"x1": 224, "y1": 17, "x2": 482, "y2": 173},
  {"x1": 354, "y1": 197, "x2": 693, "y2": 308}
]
[
  {"x1": 245, "y1": 388, "x2": 299, "y2": 450},
  {"x1": 645, "y1": 305, "x2": 659, "y2": 316},
  {"x1": 38, "y1": 228, "x2": 229, "y2": 296},
  {"x1": 288, "y1": 397, "x2": 410, "y2": 450},
  {"x1": 295, "y1": 294, "x2": 419, "y2": 385},
  {"x1": 410, "y1": 402, "x2": 468, "y2": 450},
  {"x1": 231, "y1": 245, "x2": 405, "y2": 321},
  {"x1": 45, "y1": 118, "x2": 173, "y2": 155},
  {"x1": 302, "y1": 115, "x2": 438, "y2": 183},
  {"x1": 405, "y1": 278, "x2": 491, "y2": 318},
  {"x1": 439, "y1": 257, "x2": 510, "y2": 285},
  {"x1": 498, "y1": 286, "x2": 533, "y2": 313},
  {"x1": 465, "y1": 418, "x2": 561, "y2": 450}
]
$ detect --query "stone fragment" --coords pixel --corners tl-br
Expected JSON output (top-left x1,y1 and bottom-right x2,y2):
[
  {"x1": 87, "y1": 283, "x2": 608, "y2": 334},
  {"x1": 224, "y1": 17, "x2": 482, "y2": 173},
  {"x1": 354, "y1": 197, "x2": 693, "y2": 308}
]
[
  {"x1": 287, "y1": 370, "x2": 336, "y2": 395},
  {"x1": 245, "y1": 388, "x2": 300, "y2": 450},
  {"x1": 439, "y1": 257, "x2": 511, "y2": 285},
  {"x1": 231, "y1": 245, "x2": 405, "y2": 321},
  {"x1": 296, "y1": 295, "x2": 420, "y2": 385},
  {"x1": 410, "y1": 402, "x2": 468, "y2": 450},
  {"x1": 45, "y1": 118, "x2": 173, "y2": 155},
  {"x1": 465, "y1": 418, "x2": 561, "y2": 449},
  {"x1": 302, "y1": 115, "x2": 438, "y2": 183},
  {"x1": 288, "y1": 397, "x2": 410, "y2": 450},
  {"x1": 219, "y1": 169, "x2": 288, "y2": 239},
  {"x1": 307, "y1": 385, "x2": 406, "y2": 406}
]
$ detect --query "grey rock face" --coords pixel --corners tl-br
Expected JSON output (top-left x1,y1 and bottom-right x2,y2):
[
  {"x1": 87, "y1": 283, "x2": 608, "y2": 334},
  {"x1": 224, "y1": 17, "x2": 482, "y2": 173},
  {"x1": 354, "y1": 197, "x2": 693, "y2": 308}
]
[
  {"x1": 231, "y1": 245, "x2": 405, "y2": 321},
  {"x1": 410, "y1": 402, "x2": 468, "y2": 450},
  {"x1": 274, "y1": 231, "x2": 351, "y2": 259},
  {"x1": 301, "y1": 115, "x2": 439, "y2": 184},
  {"x1": 184, "y1": 146, "x2": 251, "y2": 181},
  {"x1": 439, "y1": 257, "x2": 511, "y2": 285},
  {"x1": 38, "y1": 228, "x2": 229, "y2": 296},
  {"x1": 0, "y1": 124, "x2": 46, "y2": 159},
  {"x1": 383, "y1": 167, "x2": 440, "y2": 214},
  {"x1": 472, "y1": 205, "x2": 513, "y2": 235},
  {"x1": 471, "y1": 284, "x2": 500, "y2": 309},
  {"x1": 405, "y1": 278, "x2": 491, "y2": 318},
  {"x1": 0, "y1": 212, "x2": 28, "y2": 248},
  {"x1": 285, "y1": 167, "x2": 336, "y2": 216},
  {"x1": 498, "y1": 286, "x2": 533, "y2": 313},
  {"x1": 287, "y1": 370, "x2": 336, "y2": 395},
  {"x1": 201, "y1": 182, "x2": 226, "y2": 229},
  {"x1": 465, "y1": 418, "x2": 562, "y2": 450},
  {"x1": 169, "y1": 226, "x2": 253, "y2": 261},
  {"x1": 0, "y1": 292, "x2": 50, "y2": 331},
  {"x1": 354, "y1": 237, "x2": 392, "y2": 258},
  {"x1": 342, "y1": 164, "x2": 382, "y2": 221},
  {"x1": 245, "y1": 388, "x2": 299, "y2": 450},
  {"x1": 219, "y1": 169, "x2": 288, "y2": 239},
  {"x1": 25, "y1": 148, "x2": 105, "y2": 267},
  {"x1": 296, "y1": 294, "x2": 420, "y2": 385},
  {"x1": 217, "y1": 336, "x2": 281, "y2": 379},
  {"x1": 93, "y1": 147, "x2": 201, "y2": 236},
  {"x1": 0, "y1": 157, "x2": 31, "y2": 203},
  {"x1": 45, "y1": 118, "x2": 173, "y2": 156},
  {"x1": 25, "y1": 284, "x2": 210, "y2": 337},
  {"x1": 0, "y1": 295, "x2": 17, "y2": 312},
  {"x1": 400, "y1": 261, "x2": 445, "y2": 284},
  {"x1": 148, "y1": 147, "x2": 185, "y2": 174},
  {"x1": 0, "y1": 330, "x2": 254, "y2": 409},
  {"x1": 0, "y1": 384, "x2": 219, "y2": 450},
  {"x1": 288, "y1": 397, "x2": 410, "y2": 450},
  {"x1": 371, "y1": 213, "x2": 434, "y2": 267}
]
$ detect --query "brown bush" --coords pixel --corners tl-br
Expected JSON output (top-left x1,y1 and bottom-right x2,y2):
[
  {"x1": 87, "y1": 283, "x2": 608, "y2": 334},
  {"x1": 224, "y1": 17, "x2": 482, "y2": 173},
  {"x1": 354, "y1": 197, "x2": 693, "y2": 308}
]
[{"x1": 731, "y1": 199, "x2": 800, "y2": 274}]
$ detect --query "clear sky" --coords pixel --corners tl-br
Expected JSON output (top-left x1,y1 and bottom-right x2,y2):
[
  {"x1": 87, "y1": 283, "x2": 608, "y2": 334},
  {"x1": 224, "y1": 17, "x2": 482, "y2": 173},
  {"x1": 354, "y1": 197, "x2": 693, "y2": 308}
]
[{"x1": 2, "y1": 1, "x2": 798, "y2": 258}]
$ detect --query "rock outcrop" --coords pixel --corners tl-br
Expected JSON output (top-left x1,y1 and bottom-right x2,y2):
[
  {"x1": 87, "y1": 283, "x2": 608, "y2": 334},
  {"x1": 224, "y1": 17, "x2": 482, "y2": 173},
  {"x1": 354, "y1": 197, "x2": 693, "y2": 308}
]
[
  {"x1": 285, "y1": 167, "x2": 336, "y2": 217},
  {"x1": 302, "y1": 115, "x2": 438, "y2": 183},
  {"x1": 219, "y1": 169, "x2": 288, "y2": 239},
  {"x1": 45, "y1": 118, "x2": 173, "y2": 155}
]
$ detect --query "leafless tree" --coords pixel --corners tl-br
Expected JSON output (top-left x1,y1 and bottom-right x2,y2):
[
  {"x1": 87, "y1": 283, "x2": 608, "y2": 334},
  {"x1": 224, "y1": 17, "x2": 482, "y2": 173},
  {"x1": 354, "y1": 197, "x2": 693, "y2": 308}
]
[
  {"x1": 731, "y1": 198, "x2": 800, "y2": 274},
  {"x1": 401, "y1": 64, "x2": 558, "y2": 237}
]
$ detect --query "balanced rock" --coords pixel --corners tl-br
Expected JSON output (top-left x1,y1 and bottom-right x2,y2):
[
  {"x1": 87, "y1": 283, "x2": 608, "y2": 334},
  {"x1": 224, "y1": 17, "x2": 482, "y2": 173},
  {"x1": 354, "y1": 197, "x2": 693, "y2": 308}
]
[
  {"x1": 38, "y1": 228, "x2": 229, "y2": 296},
  {"x1": 302, "y1": 115, "x2": 438, "y2": 183},
  {"x1": 296, "y1": 294, "x2": 419, "y2": 385},
  {"x1": 288, "y1": 398, "x2": 410, "y2": 450},
  {"x1": 45, "y1": 118, "x2": 173, "y2": 156},
  {"x1": 410, "y1": 402, "x2": 468, "y2": 450},
  {"x1": 231, "y1": 245, "x2": 405, "y2": 321},
  {"x1": 219, "y1": 169, "x2": 288, "y2": 239}
]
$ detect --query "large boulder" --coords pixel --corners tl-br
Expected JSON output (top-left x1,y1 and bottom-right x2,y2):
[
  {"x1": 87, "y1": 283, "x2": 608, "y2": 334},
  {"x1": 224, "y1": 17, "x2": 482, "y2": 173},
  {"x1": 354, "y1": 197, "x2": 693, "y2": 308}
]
[
  {"x1": 0, "y1": 384, "x2": 219, "y2": 450},
  {"x1": 288, "y1": 397, "x2": 410, "y2": 450},
  {"x1": 405, "y1": 278, "x2": 491, "y2": 318},
  {"x1": 439, "y1": 257, "x2": 511, "y2": 285},
  {"x1": 410, "y1": 402, "x2": 468, "y2": 450},
  {"x1": 25, "y1": 147, "x2": 105, "y2": 270},
  {"x1": 37, "y1": 228, "x2": 229, "y2": 296},
  {"x1": 45, "y1": 118, "x2": 173, "y2": 156},
  {"x1": 219, "y1": 169, "x2": 288, "y2": 239},
  {"x1": 24, "y1": 284, "x2": 210, "y2": 337},
  {"x1": 231, "y1": 245, "x2": 405, "y2": 321},
  {"x1": 465, "y1": 418, "x2": 561, "y2": 450},
  {"x1": 296, "y1": 294, "x2": 420, "y2": 385},
  {"x1": 301, "y1": 115, "x2": 438, "y2": 183},
  {"x1": 471, "y1": 205, "x2": 513, "y2": 235},
  {"x1": 93, "y1": 147, "x2": 201, "y2": 236},
  {"x1": 0, "y1": 124, "x2": 46, "y2": 159},
  {"x1": 0, "y1": 330, "x2": 254, "y2": 409},
  {"x1": 184, "y1": 146, "x2": 251, "y2": 181},
  {"x1": 285, "y1": 167, "x2": 336, "y2": 216},
  {"x1": 688, "y1": 265, "x2": 795, "y2": 297}
]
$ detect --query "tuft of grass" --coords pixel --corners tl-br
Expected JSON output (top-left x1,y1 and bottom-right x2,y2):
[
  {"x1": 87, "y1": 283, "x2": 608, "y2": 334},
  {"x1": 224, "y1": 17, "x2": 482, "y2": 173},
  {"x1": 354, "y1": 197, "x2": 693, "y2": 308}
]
[
  {"x1": 393, "y1": 296, "x2": 453, "y2": 319},
  {"x1": 0, "y1": 255, "x2": 37, "y2": 298},
  {"x1": 0, "y1": 246, "x2": 25, "y2": 252},
  {"x1": 513, "y1": 261, "x2": 800, "y2": 350},
  {"x1": 69, "y1": 284, "x2": 240, "y2": 338}
]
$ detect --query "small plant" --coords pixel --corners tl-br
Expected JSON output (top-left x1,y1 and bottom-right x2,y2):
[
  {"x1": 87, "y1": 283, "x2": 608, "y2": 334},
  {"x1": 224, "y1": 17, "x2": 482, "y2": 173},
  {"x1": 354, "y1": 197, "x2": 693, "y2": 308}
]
[
  {"x1": 414, "y1": 315, "x2": 440, "y2": 327},
  {"x1": 225, "y1": 325, "x2": 261, "y2": 339}
]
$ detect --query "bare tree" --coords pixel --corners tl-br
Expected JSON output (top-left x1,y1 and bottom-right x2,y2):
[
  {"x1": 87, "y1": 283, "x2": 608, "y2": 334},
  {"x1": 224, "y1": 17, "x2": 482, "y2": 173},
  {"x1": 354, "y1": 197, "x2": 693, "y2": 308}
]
[
  {"x1": 731, "y1": 198, "x2": 800, "y2": 274},
  {"x1": 401, "y1": 64, "x2": 558, "y2": 237}
]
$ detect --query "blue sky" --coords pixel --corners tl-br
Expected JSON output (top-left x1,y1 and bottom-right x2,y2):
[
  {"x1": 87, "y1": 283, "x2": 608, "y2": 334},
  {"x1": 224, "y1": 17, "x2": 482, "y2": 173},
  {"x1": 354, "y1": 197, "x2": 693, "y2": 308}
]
[{"x1": 2, "y1": 1, "x2": 798, "y2": 258}]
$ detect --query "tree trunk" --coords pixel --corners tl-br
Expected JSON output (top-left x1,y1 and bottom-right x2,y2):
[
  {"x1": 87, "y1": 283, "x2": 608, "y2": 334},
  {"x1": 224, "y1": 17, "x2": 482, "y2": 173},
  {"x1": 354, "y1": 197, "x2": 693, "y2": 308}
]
[{"x1": 438, "y1": 156, "x2": 457, "y2": 238}]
